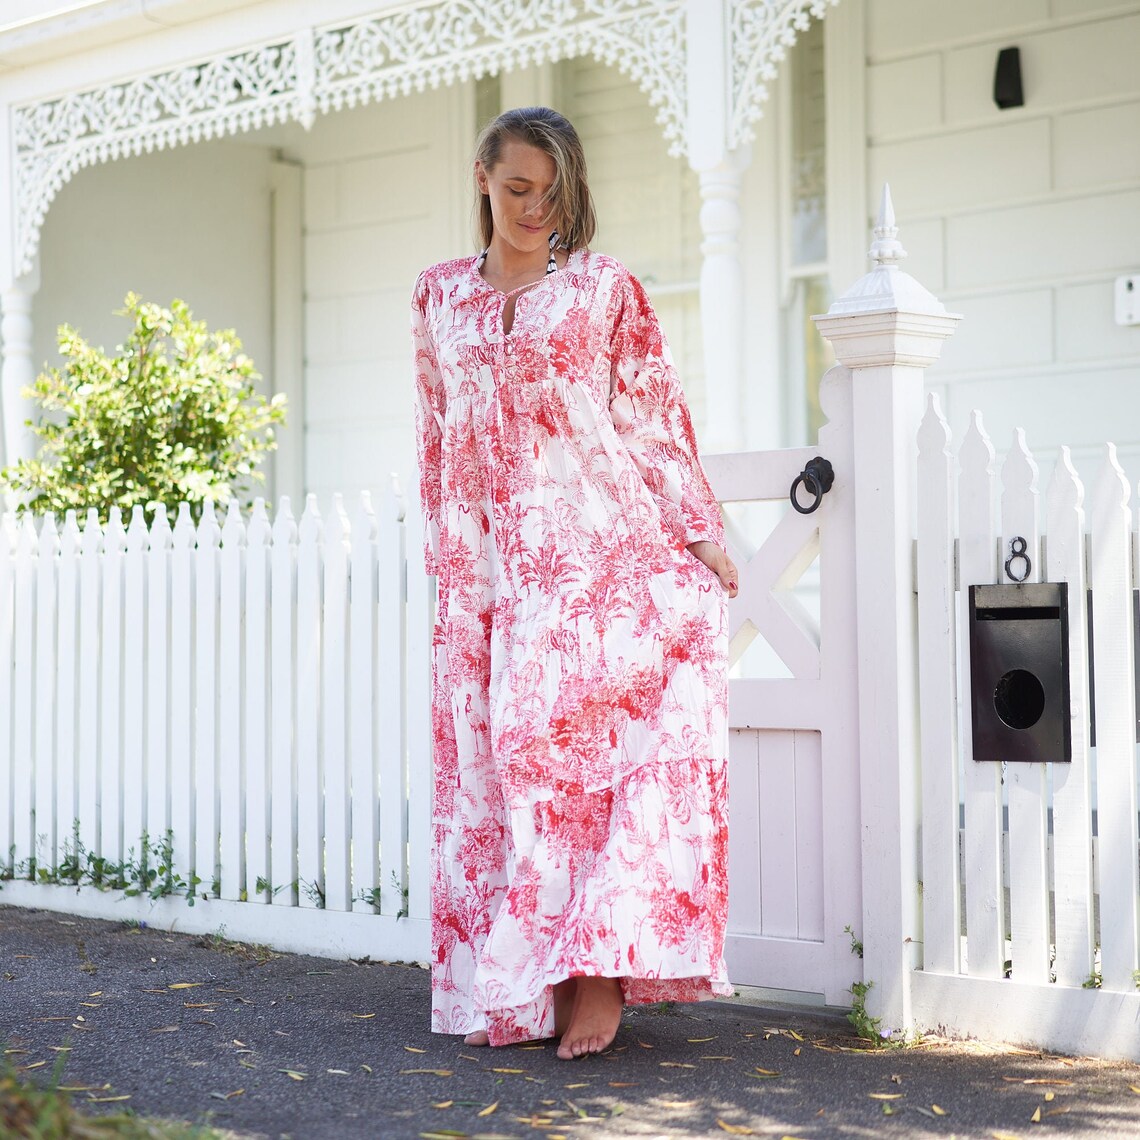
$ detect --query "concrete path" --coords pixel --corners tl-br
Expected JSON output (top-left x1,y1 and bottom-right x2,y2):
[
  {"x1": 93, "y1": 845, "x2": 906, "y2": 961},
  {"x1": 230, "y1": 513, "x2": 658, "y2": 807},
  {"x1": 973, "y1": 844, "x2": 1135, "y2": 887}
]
[{"x1": 3, "y1": 904, "x2": 1139, "y2": 1139}]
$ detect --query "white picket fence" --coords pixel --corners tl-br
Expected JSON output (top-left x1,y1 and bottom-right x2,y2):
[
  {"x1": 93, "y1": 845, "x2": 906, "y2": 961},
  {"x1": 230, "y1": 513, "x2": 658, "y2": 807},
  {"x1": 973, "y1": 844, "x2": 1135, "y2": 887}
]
[
  {"x1": 912, "y1": 398, "x2": 1140, "y2": 1057},
  {"x1": 0, "y1": 489, "x2": 436, "y2": 960}
]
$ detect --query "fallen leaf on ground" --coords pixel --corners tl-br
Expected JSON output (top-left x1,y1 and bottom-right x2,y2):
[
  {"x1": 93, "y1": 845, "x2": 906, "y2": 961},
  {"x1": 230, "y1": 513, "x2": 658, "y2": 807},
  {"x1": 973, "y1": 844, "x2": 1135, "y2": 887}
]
[
  {"x1": 636, "y1": 1040, "x2": 654, "y2": 1049},
  {"x1": 688, "y1": 1036, "x2": 717, "y2": 1043},
  {"x1": 168, "y1": 982, "x2": 204, "y2": 990},
  {"x1": 432, "y1": 1101, "x2": 454, "y2": 1109},
  {"x1": 932, "y1": 1105, "x2": 948, "y2": 1115},
  {"x1": 609, "y1": 1082, "x2": 636, "y2": 1088},
  {"x1": 1130, "y1": 1086, "x2": 1140, "y2": 1095},
  {"x1": 1030, "y1": 1107, "x2": 1042, "y2": 1123},
  {"x1": 882, "y1": 1105, "x2": 895, "y2": 1116},
  {"x1": 1002, "y1": 1077, "x2": 1072, "y2": 1086},
  {"x1": 1044, "y1": 1091, "x2": 1054, "y2": 1102},
  {"x1": 868, "y1": 1093, "x2": 902, "y2": 1100},
  {"x1": 715, "y1": 1122, "x2": 755, "y2": 1136},
  {"x1": 209, "y1": 1090, "x2": 244, "y2": 1101},
  {"x1": 793, "y1": 1048, "x2": 801, "y2": 1056},
  {"x1": 361, "y1": 1065, "x2": 373, "y2": 1073},
  {"x1": 565, "y1": 1082, "x2": 588, "y2": 1088},
  {"x1": 151, "y1": 1027, "x2": 179, "y2": 1033},
  {"x1": 490, "y1": 1067, "x2": 525, "y2": 1074},
  {"x1": 404, "y1": 1045, "x2": 426, "y2": 1052},
  {"x1": 787, "y1": 1030, "x2": 804, "y2": 1041},
  {"x1": 753, "y1": 1068, "x2": 780, "y2": 1077},
  {"x1": 279, "y1": 1070, "x2": 307, "y2": 1081},
  {"x1": 327, "y1": 1069, "x2": 349, "y2": 1075},
  {"x1": 1045, "y1": 1107, "x2": 1069, "y2": 1117},
  {"x1": 702, "y1": 1055, "x2": 733, "y2": 1061},
  {"x1": 353, "y1": 1013, "x2": 377, "y2": 1020},
  {"x1": 659, "y1": 1061, "x2": 695, "y2": 1069},
  {"x1": 477, "y1": 1102, "x2": 499, "y2": 1117},
  {"x1": 88, "y1": 1095, "x2": 131, "y2": 1103},
  {"x1": 402, "y1": 1069, "x2": 453, "y2": 1077}
]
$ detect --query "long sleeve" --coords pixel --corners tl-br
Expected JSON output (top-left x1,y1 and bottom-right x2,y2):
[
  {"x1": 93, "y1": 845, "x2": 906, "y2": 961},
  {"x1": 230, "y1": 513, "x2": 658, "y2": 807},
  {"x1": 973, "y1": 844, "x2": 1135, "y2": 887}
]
[
  {"x1": 607, "y1": 270, "x2": 725, "y2": 551},
  {"x1": 412, "y1": 272, "x2": 444, "y2": 575}
]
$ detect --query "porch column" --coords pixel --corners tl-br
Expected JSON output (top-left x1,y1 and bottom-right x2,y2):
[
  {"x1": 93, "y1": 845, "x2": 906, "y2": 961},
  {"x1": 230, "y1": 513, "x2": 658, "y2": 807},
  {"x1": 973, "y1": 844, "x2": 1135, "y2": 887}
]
[
  {"x1": 813, "y1": 186, "x2": 960, "y2": 1035},
  {"x1": 686, "y1": 0, "x2": 748, "y2": 452},
  {"x1": 1, "y1": 264, "x2": 40, "y2": 469},
  {"x1": 696, "y1": 156, "x2": 748, "y2": 451}
]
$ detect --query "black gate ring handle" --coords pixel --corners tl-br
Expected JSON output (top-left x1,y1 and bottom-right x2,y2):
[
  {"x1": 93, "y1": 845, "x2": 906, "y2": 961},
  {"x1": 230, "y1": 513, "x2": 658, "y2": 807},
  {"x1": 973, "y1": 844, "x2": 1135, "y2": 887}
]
[{"x1": 790, "y1": 456, "x2": 835, "y2": 515}]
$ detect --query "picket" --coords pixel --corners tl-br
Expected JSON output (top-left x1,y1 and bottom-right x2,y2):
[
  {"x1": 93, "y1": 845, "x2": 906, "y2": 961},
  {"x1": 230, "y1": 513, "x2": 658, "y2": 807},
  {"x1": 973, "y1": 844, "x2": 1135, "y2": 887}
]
[
  {"x1": 99, "y1": 509, "x2": 126, "y2": 866},
  {"x1": 56, "y1": 513, "x2": 81, "y2": 861},
  {"x1": 322, "y1": 495, "x2": 351, "y2": 913},
  {"x1": 194, "y1": 503, "x2": 221, "y2": 895},
  {"x1": 13, "y1": 515, "x2": 36, "y2": 867},
  {"x1": 34, "y1": 515, "x2": 59, "y2": 865},
  {"x1": 270, "y1": 498, "x2": 298, "y2": 905},
  {"x1": 349, "y1": 492, "x2": 380, "y2": 914},
  {"x1": 219, "y1": 502, "x2": 246, "y2": 901},
  {"x1": 122, "y1": 508, "x2": 148, "y2": 864},
  {"x1": 1045, "y1": 449, "x2": 1095, "y2": 987},
  {"x1": 0, "y1": 515, "x2": 15, "y2": 874},
  {"x1": 376, "y1": 481, "x2": 408, "y2": 917},
  {"x1": 146, "y1": 507, "x2": 173, "y2": 846},
  {"x1": 957, "y1": 414, "x2": 1005, "y2": 978},
  {"x1": 295, "y1": 496, "x2": 323, "y2": 909},
  {"x1": 1088, "y1": 447, "x2": 1140, "y2": 990},
  {"x1": 76, "y1": 511, "x2": 102, "y2": 859},
  {"x1": 916, "y1": 395, "x2": 960, "y2": 975},
  {"x1": 169, "y1": 506, "x2": 195, "y2": 884},
  {"x1": 245, "y1": 500, "x2": 272, "y2": 903}
]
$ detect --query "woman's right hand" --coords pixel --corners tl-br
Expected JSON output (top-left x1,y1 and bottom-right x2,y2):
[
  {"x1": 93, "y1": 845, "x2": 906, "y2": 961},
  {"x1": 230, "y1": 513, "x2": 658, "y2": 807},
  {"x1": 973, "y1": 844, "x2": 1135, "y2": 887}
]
[{"x1": 686, "y1": 541, "x2": 738, "y2": 598}]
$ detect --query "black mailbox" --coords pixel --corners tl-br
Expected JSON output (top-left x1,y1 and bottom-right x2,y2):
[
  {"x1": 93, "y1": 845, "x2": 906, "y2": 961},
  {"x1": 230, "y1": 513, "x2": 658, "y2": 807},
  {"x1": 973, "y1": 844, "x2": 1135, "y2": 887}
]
[{"x1": 968, "y1": 582, "x2": 1071, "y2": 764}]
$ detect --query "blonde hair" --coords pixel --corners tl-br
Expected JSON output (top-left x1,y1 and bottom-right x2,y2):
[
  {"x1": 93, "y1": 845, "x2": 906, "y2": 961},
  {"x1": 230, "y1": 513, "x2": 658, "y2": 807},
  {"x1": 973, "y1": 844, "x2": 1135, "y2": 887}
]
[{"x1": 474, "y1": 106, "x2": 597, "y2": 251}]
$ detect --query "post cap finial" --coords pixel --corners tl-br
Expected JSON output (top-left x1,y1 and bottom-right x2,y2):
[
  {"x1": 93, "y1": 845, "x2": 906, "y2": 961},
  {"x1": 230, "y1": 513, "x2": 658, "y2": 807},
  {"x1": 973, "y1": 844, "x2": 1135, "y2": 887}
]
[
  {"x1": 869, "y1": 183, "x2": 907, "y2": 269},
  {"x1": 817, "y1": 183, "x2": 953, "y2": 319}
]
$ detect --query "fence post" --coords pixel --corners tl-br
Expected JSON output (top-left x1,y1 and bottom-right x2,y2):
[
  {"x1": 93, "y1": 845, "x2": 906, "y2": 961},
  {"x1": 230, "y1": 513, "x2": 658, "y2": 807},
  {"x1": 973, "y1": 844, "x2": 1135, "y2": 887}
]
[{"x1": 813, "y1": 185, "x2": 959, "y2": 1032}]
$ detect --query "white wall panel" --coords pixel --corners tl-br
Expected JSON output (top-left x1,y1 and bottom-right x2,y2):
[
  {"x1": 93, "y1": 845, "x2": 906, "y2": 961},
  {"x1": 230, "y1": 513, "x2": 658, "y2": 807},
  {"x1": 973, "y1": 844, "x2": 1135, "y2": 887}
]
[
  {"x1": 867, "y1": 0, "x2": 1048, "y2": 60},
  {"x1": 946, "y1": 191, "x2": 1140, "y2": 289},
  {"x1": 867, "y1": 55, "x2": 942, "y2": 140},
  {"x1": 1056, "y1": 282, "x2": 1140, "y2": 363},
  {"x1": 934, "y1": 290, "x2": 1053, "y2": 375},
  {"x1": 1054, "y1": 101, "x2": 1140, "y2": 190},
  {"x1": 869, "y1": 120, "x2": 1051, "y2": 214}
]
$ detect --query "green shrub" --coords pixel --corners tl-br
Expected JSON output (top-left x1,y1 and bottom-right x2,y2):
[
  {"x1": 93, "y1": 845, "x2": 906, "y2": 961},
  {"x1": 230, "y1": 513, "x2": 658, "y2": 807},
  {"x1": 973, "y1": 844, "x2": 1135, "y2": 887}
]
[{"x1": 1, "y1": 294, "x2": 286, "y2": 522}]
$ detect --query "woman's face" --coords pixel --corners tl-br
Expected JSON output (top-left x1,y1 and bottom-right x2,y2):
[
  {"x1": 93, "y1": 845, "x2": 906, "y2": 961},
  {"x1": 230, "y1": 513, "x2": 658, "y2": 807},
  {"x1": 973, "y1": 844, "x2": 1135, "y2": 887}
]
[{"x1": 476, "y1": 138, "x2": 559, "y2": 259}]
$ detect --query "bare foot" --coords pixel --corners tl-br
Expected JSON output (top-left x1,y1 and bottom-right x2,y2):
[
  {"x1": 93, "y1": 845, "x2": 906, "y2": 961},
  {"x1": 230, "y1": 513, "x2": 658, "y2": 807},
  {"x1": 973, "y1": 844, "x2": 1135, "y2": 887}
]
[
  {"x1": 463, "y1": 1030, "x2": 489, "y2": 1046},
  {"x1": 556, "y1": 976, "x2": 622, "y2": 1059},
  {"x1": 553, "y1": 978, "x2": 578, "y2": 1037}
]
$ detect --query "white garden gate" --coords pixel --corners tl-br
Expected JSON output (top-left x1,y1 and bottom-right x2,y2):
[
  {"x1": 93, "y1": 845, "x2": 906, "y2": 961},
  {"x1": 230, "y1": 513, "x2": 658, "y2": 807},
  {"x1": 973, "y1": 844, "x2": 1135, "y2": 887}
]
[{"x1": 703, "y1": 369, "x2": 861, "y2": 1006}]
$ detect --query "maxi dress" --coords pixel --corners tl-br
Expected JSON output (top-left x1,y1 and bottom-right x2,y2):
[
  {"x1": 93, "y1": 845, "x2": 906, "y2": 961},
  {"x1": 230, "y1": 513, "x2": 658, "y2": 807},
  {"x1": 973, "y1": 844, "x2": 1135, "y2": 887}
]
[{"x1": 413, "y1": 248, "x2": 731, "y2": 1045}]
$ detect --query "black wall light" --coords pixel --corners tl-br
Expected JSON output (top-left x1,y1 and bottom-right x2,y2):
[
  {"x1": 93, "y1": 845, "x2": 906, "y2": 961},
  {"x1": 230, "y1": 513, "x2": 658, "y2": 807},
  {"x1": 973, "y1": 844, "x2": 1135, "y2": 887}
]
[{"x1": 994, "y1": 46, "x2": 1024, "y2": 109}]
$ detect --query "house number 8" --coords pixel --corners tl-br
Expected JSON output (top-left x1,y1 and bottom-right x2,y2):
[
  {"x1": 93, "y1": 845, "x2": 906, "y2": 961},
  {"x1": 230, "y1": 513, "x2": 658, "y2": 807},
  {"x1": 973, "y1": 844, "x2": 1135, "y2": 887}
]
[{"x1": 1004, "y1": 536, "x2": 1032, "y2": 583}]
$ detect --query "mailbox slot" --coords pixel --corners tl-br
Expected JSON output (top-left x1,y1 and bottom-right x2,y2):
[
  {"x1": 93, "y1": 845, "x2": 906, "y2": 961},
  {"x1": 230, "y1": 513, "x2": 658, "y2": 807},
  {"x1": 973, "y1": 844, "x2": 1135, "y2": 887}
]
[{"x1": 968, "y1": 582, "x2": 1071, "y2": 764}]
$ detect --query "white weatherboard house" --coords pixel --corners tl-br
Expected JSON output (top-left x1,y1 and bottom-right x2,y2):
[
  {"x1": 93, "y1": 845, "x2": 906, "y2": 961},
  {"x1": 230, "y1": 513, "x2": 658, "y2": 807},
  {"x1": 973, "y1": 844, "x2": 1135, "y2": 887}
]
[
  {"x1": 2, "y1": 0, "x2": 1138, "y2": 496},
  {"x1": 3, "y1": 0, "x2": 1140, "y2": 1062}
]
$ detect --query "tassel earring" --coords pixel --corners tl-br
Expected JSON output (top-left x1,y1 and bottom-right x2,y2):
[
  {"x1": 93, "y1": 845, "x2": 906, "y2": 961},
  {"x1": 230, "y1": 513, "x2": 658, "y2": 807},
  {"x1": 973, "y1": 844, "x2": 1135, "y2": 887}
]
[{"x1": 547, "y1": 230, "x2": 560, "y2": 274}]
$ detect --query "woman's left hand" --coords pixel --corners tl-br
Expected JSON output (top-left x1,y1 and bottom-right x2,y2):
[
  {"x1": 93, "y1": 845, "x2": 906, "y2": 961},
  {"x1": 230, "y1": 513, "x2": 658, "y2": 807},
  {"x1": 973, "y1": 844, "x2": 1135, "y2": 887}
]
[{"x1": 687, "y1": 541, "x2": 738, "y2": 598}]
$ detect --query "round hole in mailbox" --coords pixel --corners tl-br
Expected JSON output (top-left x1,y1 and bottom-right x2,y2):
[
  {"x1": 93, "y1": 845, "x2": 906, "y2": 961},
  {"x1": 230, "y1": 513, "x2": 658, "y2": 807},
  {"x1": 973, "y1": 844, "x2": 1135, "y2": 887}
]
[{"x1": 993, "y1": 669, "x2": 1046, "y2": 730}]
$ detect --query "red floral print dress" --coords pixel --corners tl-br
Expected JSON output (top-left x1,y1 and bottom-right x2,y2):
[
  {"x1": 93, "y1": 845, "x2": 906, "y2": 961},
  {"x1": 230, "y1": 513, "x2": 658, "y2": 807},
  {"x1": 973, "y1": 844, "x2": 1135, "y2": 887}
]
[{"x1": 413, "y1": 248, "x2": 731, "y2": 1045}]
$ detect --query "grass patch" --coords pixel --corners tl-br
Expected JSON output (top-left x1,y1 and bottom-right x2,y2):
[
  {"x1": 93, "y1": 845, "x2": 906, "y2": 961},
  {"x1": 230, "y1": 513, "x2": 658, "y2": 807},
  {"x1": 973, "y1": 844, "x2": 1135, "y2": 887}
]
[{"x1": 1, "y1": 1055, "x2": 231, "y2": 1139}]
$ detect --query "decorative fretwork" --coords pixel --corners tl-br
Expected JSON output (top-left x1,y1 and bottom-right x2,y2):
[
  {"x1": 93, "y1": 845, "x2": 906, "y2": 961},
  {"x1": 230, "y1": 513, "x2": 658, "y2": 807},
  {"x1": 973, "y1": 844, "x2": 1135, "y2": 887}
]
[
  {"x1": 10, "y1": 0, "x2": 832, "y2": 276},
  {"x1": 728, "y1": 0, "x2": 838, "y2": 149},
  {"x1": 10, "y1": 0, "x2": 689, "y2": 277}
]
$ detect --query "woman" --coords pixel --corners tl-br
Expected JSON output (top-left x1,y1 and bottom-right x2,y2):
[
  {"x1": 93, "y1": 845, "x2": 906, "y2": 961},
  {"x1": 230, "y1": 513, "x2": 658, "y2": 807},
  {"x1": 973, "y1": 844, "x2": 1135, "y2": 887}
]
[{"x1": 412, "y1": 106, "x2": 737, "y2": 1060}]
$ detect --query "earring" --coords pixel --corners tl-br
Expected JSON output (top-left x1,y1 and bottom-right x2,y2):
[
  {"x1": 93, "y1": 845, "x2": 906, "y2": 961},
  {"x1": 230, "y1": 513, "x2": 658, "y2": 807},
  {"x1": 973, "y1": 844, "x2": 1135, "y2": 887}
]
[{"x1": 547, "y1": 230, "x2": 560, "y2": 274}]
